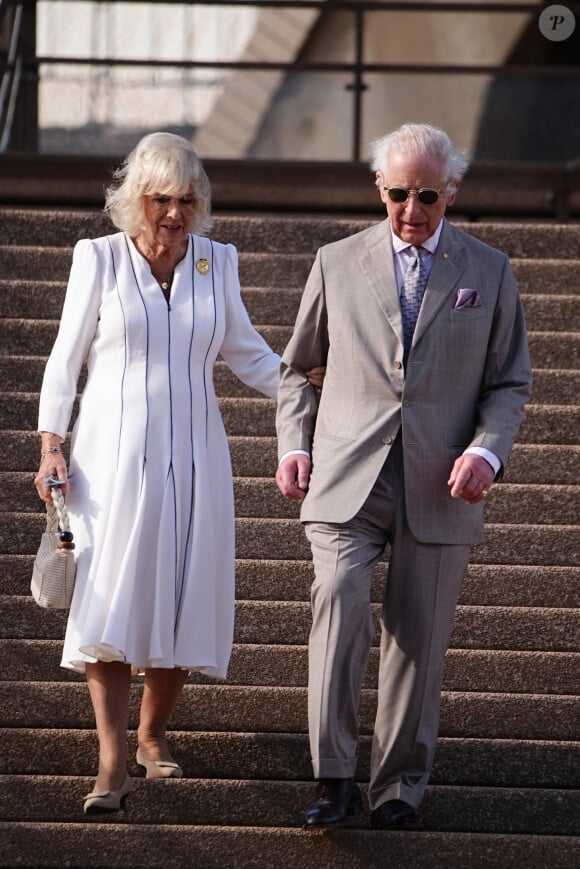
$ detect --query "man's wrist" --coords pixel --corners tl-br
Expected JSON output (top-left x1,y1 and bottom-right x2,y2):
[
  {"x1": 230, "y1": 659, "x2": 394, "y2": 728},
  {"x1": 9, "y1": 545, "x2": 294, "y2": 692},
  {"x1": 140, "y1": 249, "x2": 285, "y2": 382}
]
[
  {"x1": 464, "y1": 446, "x2": 501, "y2": 477},
  {"x1": 279, "y1": 449, "x2": 311, "y2": 466}
]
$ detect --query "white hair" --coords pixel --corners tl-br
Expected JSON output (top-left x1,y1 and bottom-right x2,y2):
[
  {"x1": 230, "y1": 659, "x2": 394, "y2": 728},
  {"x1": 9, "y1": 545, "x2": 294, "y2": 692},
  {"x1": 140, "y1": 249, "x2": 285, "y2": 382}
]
[
  {"x1": 368, "y1": 123, "x2": 470, "y2": 191},
  {"x1": 104, "y1": 132, "x2": 212, "y2": 235}
]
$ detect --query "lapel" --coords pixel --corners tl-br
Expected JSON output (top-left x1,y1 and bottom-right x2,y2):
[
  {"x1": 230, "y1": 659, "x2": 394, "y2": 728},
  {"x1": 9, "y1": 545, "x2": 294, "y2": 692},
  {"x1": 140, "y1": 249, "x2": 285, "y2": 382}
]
[
  {"x1": 412, "y1": 219, "x2": 465, "y2": 347},
  {"x1": 358, "y1": 219, "x2": 403, "y2": 346}
]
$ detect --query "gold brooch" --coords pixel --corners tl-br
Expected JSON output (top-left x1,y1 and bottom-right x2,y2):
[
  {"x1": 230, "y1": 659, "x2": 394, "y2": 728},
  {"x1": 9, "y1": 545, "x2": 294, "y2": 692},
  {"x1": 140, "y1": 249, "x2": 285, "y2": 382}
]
[{"x1": 196, "y1": 258, "x2": 210, "y2": 275}]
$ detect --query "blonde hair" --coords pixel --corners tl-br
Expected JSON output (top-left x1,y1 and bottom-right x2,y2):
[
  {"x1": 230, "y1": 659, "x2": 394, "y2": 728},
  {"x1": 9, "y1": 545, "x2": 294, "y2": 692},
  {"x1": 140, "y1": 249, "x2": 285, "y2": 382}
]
[
  {"x1": 104, "y1": 132, "x2": 212, "y2": 235},
  {"x1": 369, "y1": 123, "x2": 470, "y2": 192}
]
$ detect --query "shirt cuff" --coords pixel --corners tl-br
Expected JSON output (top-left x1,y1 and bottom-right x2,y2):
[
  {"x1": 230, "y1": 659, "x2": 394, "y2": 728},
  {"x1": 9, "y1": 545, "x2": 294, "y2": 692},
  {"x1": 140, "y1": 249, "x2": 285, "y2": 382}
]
[
  {"x1": 279, "y1": 449, "x2": 310, "y2": 465},
  {"x1": 464, "y1": 446, "x2": 502, "y2": 477}
]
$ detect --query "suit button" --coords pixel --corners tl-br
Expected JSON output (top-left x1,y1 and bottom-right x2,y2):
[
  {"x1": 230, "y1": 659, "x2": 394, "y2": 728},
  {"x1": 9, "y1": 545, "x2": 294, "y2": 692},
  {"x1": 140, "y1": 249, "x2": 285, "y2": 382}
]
[
  {"x1": 395, "y1": 361, "x2": 403, "y2": 369},
  {"x1": 383, "y1": 436, "x2": 393, "y2": 444}
]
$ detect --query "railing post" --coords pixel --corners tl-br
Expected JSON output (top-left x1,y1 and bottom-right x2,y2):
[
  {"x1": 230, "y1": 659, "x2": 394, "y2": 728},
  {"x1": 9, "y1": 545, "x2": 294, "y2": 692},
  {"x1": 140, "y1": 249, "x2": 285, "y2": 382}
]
[
  {"x1": 10, "y1": 0, "x2": 38, "y2": 151},
  {"x1": 345, "y1": 4, "x2": 367, "y2": 162}
]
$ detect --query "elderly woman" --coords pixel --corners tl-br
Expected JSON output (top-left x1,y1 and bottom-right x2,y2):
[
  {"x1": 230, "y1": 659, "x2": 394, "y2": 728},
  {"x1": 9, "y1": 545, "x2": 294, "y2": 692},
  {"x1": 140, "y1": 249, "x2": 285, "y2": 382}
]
[{"x1": 34, "y1": 132, "x2": 322, "y2": 814}]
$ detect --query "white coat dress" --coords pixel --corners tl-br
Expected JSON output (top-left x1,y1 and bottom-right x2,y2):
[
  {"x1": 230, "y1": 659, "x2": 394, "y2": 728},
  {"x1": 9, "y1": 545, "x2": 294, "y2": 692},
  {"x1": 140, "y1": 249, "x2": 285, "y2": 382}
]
[{"x1": 38, "y1": 232, "x2": 280, "y2": 678}]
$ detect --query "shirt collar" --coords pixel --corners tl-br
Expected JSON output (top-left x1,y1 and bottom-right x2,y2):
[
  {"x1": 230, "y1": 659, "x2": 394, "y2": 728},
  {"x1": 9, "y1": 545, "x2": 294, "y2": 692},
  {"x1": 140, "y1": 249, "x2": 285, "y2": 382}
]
[{"x1": 391, "y1": 219, "x2": 444, "y2": 256}]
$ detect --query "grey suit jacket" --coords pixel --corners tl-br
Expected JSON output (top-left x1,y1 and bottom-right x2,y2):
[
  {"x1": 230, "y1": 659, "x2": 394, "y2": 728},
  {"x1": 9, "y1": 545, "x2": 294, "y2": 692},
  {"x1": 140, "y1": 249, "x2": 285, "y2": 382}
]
[{"x1": 276, "y1": 218, "x2": 533, "y2": 544}]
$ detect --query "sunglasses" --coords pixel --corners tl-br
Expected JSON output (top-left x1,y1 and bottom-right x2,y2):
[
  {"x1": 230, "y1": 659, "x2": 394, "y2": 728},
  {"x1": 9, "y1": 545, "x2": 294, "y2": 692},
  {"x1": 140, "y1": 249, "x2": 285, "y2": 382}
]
[{"x1": 383, "y1": 186, "x2": 446, "y2": 206}]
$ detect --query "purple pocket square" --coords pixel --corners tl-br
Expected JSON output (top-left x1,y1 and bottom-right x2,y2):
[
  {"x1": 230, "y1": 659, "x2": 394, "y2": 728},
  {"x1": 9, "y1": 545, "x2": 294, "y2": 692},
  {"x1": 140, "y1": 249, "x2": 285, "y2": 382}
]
[{"x1": 455, "y1": 288, "x2": 483, "y2": 309}]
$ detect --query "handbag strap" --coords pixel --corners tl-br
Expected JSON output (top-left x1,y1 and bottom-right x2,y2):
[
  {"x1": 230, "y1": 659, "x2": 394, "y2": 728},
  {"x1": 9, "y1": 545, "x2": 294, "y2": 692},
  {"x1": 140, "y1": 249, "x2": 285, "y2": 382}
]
[{"x1": 46, "y1": 486, "x2": 72, "y2": 535}]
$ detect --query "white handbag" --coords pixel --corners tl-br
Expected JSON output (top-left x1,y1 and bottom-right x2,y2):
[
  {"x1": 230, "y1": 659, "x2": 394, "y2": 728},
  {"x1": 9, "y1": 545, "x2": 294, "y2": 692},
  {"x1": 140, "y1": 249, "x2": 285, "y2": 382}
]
[{"x1": 31, "y1": 485, "x2": 76, "y2": 609}]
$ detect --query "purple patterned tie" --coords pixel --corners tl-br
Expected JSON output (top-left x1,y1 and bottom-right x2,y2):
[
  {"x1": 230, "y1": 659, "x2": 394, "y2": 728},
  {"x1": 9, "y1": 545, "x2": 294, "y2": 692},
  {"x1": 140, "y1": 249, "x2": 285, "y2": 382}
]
[{"x1": 401, "y1": 245, "x2": 427, "y2": 361}]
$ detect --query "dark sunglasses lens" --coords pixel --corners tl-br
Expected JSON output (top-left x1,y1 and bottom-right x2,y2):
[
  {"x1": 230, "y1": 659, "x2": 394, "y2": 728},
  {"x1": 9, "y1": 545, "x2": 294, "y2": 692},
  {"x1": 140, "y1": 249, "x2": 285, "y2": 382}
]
[
  {"x1": 418, "y1": 189, "x2": 439, "y2": 205},
  {"x1": 387, "y1": 188, "x2": 408, "y2": 203}
]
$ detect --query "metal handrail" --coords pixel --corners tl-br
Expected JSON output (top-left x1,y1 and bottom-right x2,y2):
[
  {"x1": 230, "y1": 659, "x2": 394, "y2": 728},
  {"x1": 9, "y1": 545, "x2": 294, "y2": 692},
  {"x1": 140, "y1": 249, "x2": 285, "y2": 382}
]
[
  {"x1": 6, "y1": 0, "x2": 580, "y2": 154},
  {"x1": 0, "y1": 0, "x2": 23, "y2": 151},
  {"x1": 30, "y1": 0, "x2": 580, "y2": 161}
]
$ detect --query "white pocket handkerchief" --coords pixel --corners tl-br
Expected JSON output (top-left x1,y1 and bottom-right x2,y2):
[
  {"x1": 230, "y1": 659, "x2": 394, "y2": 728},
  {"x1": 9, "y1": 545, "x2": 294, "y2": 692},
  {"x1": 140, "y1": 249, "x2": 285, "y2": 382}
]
[{"x1": 455, "y1": 288, "x2": 483, "y2": 309}]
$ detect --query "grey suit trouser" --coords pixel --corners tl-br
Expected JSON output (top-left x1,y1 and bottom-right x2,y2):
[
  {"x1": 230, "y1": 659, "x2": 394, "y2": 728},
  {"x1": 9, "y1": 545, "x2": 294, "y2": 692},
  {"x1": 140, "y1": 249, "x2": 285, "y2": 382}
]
[{"x1": 304, "y1": 435, "x2": 470, "y2": 811}]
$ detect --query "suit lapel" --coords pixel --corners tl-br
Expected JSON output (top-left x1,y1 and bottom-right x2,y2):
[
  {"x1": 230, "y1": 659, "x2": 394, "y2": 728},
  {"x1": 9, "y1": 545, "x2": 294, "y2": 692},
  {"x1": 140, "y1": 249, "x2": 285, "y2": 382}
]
[
  {"x1": 412, "y1": 220, "x2": 465, "y2": 347},
  {"x1": 358, "y1": 219, "x2": 404, "y2": 347}
]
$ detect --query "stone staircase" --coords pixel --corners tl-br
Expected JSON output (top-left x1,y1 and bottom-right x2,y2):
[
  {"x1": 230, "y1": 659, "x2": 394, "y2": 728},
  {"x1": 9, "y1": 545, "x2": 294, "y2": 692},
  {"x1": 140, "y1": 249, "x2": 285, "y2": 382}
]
[{"x1": 0, "y1": 208, "x2": 578, "y2": 868}]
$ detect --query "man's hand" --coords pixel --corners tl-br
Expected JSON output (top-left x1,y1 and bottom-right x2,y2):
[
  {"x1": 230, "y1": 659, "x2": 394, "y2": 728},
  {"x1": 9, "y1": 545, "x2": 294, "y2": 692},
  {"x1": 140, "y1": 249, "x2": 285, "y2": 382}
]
[
  {"x1": 448, "y1": 454, "x2": 495, "y2": 505},
  {"x1": 306, "y1": 366, "x2": 326, "y2": 393},
  {"x1": 276, "y1": 454, "x2": 312, "y2": 500}
]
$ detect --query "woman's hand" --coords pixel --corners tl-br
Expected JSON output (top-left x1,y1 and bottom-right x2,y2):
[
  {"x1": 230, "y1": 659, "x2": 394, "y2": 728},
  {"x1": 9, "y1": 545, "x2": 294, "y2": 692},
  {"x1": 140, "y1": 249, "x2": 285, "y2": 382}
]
[
  {"x1": 34, "y1": 433, "x2": 69, "y2": 503},
  {"x1": 307, "y1": 366, "x2": 326, "y2": 393}
]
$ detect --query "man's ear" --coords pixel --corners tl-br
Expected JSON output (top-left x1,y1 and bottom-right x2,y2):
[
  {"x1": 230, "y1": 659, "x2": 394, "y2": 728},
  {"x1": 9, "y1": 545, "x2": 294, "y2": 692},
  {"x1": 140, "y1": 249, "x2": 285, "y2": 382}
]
[
  {"x1": 376, "y1": 171, "x2": 388, "y2": 203},
  {"x1": 446, "y1": 180, "x2": 459, "y2": 206}
]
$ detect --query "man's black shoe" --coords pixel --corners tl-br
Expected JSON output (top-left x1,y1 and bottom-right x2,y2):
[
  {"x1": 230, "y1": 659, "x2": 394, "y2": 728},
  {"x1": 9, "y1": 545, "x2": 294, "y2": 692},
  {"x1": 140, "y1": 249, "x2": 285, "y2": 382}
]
[
  {"x1": 304, "y1": 778, "x2": 363, "y2": 828},
  {"x1": 370, "y1": 799, "x2": 425, "y2": 831}
]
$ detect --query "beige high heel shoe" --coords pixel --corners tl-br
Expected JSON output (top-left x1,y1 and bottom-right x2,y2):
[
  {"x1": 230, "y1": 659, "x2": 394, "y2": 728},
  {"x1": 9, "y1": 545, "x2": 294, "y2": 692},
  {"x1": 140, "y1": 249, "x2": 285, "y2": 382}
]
[
  {"x1": 136, "y1": 747, "x2": 183, "y2": 779},
  {"x1": 83, "y1": 772, "x2": 133, "y2": 814}
]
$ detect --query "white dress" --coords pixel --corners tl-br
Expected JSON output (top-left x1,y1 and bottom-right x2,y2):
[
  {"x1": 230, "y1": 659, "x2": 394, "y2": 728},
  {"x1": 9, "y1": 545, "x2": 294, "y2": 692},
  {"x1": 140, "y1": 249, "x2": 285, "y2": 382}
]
[{"x1": 38, "y1": 232, "x2": 280, "y2": 678}]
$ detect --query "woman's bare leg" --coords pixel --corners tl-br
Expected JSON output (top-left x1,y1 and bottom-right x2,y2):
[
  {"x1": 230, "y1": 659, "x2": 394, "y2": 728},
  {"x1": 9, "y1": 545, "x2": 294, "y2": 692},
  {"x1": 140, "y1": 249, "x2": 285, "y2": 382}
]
[
  {"x1": 85, "y1": 660, "x2": 132, "y2": 791},
  {"x1": 137, "y1": 668, "x2": 188, "y2": 762}
]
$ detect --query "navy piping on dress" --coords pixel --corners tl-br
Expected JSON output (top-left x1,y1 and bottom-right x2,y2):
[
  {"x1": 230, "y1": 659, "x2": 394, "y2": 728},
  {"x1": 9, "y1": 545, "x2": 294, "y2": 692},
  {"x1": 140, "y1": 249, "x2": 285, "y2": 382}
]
[
  {"x1": 175, "y1": 234, "x2": 197, "y2": 629},
  {"x1": 122, "y1": 233, "x2": 151, "y2": 491},
  {"x1": 106, "y1": 237, "x2": 128, "y2": 472},
  {"x1": 165, "y1": 261, "x2": 179, "y2": 594},
  {"x1": 203, "y1": 239, "x2": 218, "y2": 445}
]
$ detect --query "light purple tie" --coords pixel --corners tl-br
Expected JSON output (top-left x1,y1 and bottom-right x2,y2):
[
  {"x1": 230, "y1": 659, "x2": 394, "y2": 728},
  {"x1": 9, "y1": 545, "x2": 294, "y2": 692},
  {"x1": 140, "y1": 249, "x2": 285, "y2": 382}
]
[{"x1": 401, "y1": 245, "x2": 427, "y2": 361}]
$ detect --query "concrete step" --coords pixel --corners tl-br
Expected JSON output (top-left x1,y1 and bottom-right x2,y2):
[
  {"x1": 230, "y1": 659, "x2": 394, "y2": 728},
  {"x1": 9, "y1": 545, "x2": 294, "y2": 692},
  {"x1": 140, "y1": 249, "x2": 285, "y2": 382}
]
[
  {"x1": 0, "y1": 245, "x2": 317, "y2": 287},
  {"x1": 0, "y1": 284, "x2": 578, "y2": 353},
  {"x1": 520, "y1": 294, "x2": 579, "y2": 332},
  {"x1": 1, "y1": 682, "x2": 577, "y2": 742},
  {"x1": 232, "y1": 517, "x2": 580, "y2": 566},
  {"x1": 0, "y1": 821, "x2": 577, "y2": 869},
  {"x1": 208, "y1": 401, "x2": 580, "y2": 444},
  {"x1": 2, "y1": 208, "x2": 580, "y2": 259},
  {"x1": 512, "y1": 258, "x2": 580, "y2": 294},
  {"x1": 2, "y1": 554, "x2": 578, "y2": 608},
  {"x1": 4, "y1": 432, "x2": 579, "y2": 487},
  {"x1": 217, "y1": 364, "x2": 580, "y2": 405},
  {"x1": 1, "y1": 728, "x2": 577, "y2": 788},
  {"x1": 4, "y1": 266, "x2": 580, "y2": 338},
  {"x1": 1, "y1": 595, "x2": 577, "y2": 652},
  {"x1": 0, "y1": 777, "x2": 578, "y2": 838},
  {"x1": 1, "y1": 392, "x2": 579, "y2": 446},
  {"x1": 2, "y1": 322, "x2": 568, "y2": 383},
  {"x1": 1, "y1": 321, "x2": 579, "y2": 374},
  {"x1": 4, "y1": 473, "x2": 578, "y2": 527},
  {"x1": 527, "y1": 332, "x2": 580, "y2": 369},
  {"x1": 3, "y1": 353, "x2": 579, "y2": 408},
  {"x1": 3, "y1": 275, "x2": 580, "y2": 330},
  {"x1": 1, "y1": 639, "x2": 577, "y2": 695},
  {"x1": 0, "y1": 281, "x2": 304, "y2": 324},
  {"x1": 0, "y1": 210, "x2": 371, "y2": 253},
  {"x1": 3, "y1": 252, "x2": 580, "y2": 327},
  {"x1": 232, "y1": 481, "x2": 575, "y2": 526},
  {"x1": 2, "y1": 506, "x2": 580, "y2": 565},
  {"x1": 3, "y1": 509, "x2": 580, "y2": 568}
]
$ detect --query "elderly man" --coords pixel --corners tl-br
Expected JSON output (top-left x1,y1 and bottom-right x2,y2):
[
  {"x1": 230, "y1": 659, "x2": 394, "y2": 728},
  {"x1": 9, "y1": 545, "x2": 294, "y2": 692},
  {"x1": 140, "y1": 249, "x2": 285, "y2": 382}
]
[{"x1": 276, "y1": 123, "x2": 532, "y2": 830}]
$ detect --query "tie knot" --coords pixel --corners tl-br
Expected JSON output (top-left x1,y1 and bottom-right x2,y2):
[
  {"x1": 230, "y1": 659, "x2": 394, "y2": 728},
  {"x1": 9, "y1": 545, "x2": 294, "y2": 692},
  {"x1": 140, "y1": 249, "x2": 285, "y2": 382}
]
[{"x1": 409, "y1": 245, "x2": 422, "y2": 260}]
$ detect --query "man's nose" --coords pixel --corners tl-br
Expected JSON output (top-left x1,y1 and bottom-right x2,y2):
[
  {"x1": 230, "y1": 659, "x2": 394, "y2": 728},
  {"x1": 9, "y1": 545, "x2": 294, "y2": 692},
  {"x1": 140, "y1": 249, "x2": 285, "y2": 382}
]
[{"x1": 403, "y1": 193, "x2": 423, "y2": 213}]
